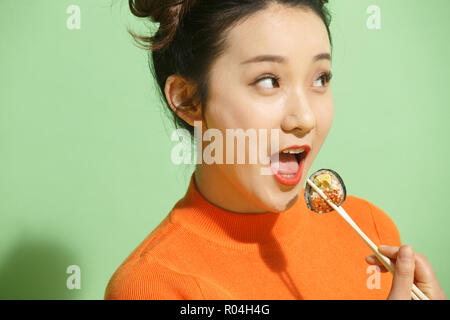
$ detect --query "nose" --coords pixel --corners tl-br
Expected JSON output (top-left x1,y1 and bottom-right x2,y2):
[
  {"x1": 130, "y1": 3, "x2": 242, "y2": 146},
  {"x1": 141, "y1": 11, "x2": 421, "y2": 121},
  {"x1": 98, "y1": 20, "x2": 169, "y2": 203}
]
[{"x1": 281, "y1": 90, "x2": 315, "y2": 134}]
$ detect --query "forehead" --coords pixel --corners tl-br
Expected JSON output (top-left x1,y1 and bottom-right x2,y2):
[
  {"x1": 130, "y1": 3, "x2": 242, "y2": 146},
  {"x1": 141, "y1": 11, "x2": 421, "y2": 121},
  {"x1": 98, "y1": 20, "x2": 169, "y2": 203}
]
[{"x1": 223, "y1": 4, "x2": 330, "y2": 62}]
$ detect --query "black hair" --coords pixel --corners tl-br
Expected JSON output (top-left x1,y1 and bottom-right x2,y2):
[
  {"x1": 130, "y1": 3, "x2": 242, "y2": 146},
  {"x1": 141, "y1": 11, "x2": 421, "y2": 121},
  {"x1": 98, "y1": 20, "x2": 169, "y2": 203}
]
[{"x1": 128, "y1": 0, "x2": 332, "y2": 137}]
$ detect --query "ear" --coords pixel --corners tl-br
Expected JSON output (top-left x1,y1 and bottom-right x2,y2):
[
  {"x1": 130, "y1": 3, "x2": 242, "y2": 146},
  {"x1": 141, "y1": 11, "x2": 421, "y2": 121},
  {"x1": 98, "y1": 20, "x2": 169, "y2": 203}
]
[{"x1": 164, "y1": 74, "x2": 202, "y2": 126}]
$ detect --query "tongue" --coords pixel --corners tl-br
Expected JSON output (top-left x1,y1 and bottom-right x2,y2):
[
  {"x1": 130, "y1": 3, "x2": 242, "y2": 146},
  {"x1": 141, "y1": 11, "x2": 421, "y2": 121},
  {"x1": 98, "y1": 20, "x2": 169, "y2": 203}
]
[{"x1": 271, "y1": 153, "x2": 299, "y2": 174}]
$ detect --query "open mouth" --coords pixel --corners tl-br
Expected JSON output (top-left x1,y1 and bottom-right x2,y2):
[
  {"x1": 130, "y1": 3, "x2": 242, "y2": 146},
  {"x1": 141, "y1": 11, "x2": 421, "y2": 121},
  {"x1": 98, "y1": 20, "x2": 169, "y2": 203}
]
[
  {"x1": 270, "y1": 145, "x2": 310, "y2": 186},
  {"x1": 280, "y1": 152, "x2": 305, "y2": 178}
]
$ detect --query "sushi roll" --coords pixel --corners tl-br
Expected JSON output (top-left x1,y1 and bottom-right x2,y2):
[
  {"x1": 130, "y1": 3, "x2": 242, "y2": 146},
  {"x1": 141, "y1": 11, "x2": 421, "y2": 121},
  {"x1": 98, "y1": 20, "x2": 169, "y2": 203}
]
[{"x1": 304, "y1": 169, "x2": 346, "y2": 213}]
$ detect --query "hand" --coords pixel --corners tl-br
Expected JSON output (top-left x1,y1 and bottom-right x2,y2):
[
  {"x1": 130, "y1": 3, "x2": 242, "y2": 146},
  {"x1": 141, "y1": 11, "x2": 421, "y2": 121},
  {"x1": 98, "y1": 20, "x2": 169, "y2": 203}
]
[{"x1": 365, "y1": 244, "x2": 447, "y2": 300}]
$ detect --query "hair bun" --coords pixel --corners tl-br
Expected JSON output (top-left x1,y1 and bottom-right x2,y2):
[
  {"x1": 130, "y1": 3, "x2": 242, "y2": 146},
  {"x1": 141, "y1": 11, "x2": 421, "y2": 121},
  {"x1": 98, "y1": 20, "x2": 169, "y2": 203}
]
[
  {"x1": 129, "y1": 0, "x2": 196, "y2": 51},
  {"x1": 318, "y1": 0, "x2": 329, "y2": 8}
]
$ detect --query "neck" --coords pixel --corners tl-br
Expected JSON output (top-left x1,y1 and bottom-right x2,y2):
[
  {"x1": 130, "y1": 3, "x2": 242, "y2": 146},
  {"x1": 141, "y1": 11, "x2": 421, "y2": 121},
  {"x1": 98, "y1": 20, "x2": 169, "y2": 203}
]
[
  {"x1": 194, "y1": 164, "x2": 268, "y2": 214},
  {"x1": 171, "y1": 171, "x2": 308, "y2": 251}
]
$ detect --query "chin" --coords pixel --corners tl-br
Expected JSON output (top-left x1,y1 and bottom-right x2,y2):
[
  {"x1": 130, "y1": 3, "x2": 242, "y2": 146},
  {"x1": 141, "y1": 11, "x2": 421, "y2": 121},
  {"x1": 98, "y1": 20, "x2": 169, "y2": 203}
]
[{"x1": 254, "y1": 177, "x2": 304, "y2": 213}]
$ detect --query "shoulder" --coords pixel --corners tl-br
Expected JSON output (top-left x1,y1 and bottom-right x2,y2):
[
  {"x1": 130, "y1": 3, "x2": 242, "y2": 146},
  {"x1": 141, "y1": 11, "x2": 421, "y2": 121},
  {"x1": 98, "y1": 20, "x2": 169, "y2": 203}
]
[
  {"x1": 104, "y1": 216, "x2": 205, "y2": 300},
  {"x1": 104, "y1": 254, "x2": 204, "y2": 300},
  {"x1": 344, "y1": 194, "x2": 402, "y2": 247}
]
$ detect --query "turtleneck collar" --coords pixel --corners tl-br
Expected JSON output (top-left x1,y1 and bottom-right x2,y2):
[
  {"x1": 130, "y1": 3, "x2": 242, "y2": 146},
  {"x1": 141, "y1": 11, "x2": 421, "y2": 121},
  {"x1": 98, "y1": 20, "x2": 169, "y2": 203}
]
[{"x1": 169, "y1": 173, "x2": 311, "y2": 251}]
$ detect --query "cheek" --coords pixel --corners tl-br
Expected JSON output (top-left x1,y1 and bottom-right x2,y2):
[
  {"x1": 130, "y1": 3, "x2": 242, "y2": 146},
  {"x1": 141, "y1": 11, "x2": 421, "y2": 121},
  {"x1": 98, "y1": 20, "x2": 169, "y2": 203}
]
[
  {"x1": 204, "y1": 67, "x2": 253, "y2": 129},
  {"x1": 205, "y1": 93, "x2": 271, "y2": 131},
  {"x1": 205, "y1": 69, "x2": 288, "y2": 131},
  {"x1": 314, "y1": 100, "x2": 334, "y2": 141},
  {"x1": 204, "y1": 90, "x2": 242, "y2": 129}
]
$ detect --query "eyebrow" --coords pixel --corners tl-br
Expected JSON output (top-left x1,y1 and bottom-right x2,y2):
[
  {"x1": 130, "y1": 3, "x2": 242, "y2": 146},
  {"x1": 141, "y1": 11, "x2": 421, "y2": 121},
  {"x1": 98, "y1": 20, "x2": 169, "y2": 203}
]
[{"x1": 240, "y1": 53, "x2": 331, "y2": 65}]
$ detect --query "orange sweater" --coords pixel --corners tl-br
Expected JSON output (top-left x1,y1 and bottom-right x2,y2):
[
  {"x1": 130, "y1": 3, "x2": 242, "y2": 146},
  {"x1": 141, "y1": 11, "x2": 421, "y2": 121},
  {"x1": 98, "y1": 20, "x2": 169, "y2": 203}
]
[{"x1": 105, "y1": 174, "x2": 401, "y2": 300}]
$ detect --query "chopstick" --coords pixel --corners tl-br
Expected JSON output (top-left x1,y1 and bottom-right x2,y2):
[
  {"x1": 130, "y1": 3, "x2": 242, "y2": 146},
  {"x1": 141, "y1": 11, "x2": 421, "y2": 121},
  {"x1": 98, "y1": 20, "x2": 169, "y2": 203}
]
[{"x1": 307, "y1": 179, "x2": 430, "y2": 300}]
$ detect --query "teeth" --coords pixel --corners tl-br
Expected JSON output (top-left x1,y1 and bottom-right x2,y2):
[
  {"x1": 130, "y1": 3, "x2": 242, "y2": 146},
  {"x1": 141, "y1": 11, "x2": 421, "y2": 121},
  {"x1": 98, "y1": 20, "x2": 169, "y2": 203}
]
[{"x1": 282, "y1": 148, "x2": 305, "y2": 154}]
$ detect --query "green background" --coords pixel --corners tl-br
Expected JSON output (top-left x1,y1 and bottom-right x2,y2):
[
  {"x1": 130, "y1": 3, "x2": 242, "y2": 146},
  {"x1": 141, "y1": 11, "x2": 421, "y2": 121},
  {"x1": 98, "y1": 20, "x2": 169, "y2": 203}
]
[{"x1": 0, "y1": 0, "x2": 448, "y2": 299}]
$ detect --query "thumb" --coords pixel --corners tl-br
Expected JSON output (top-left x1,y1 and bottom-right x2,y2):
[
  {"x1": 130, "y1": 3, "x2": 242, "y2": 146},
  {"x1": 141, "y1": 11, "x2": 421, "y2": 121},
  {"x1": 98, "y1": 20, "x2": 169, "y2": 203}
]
[{"x1": 388, "y1": 245, "x2": 416, "y2": 300}]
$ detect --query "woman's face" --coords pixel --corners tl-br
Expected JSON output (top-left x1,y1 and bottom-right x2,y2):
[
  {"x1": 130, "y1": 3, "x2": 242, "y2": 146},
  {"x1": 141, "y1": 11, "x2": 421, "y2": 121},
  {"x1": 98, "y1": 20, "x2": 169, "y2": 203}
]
[{"x1": 196, "y1": 3, "x2": 334, "y2": 213}]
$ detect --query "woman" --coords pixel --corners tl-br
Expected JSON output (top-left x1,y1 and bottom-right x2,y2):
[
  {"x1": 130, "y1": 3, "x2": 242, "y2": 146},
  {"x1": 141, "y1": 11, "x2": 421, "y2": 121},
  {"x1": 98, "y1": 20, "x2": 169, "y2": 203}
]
[{"x1": 105, "y1": 0, "x2": 446, "y2": 300}]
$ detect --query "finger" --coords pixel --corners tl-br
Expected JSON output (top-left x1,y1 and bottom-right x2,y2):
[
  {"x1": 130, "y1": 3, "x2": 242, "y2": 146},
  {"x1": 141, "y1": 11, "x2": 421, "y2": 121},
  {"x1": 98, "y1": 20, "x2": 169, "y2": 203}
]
[
  {"x1": 379, "y1": 246, "x2": 438, "y2": 289},
  {"x1": 377, "y1": 245, "x2": 400, "y2": 259},
  {"x1": 365, "y1": 255, "x2": 389, "y2": 272},
  {"x1": 387, "y1": 244, "x2": 415, "y2": 300},
  {"x1": 378, "y1": 245, "x2": 445, "y2": 299},
  {"x1": 412, "y1": 253, "x2": 439, "y2": 299},
  {"x1": 413, "y1": 253, "x2": 436, "y2": 285}
]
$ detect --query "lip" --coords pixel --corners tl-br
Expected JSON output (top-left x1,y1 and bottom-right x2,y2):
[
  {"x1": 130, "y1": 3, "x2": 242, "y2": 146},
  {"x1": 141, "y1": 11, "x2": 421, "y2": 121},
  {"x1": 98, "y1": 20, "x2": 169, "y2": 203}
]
[{"x1": 270, "y1": 145, "x2": 311, "y2": 186}]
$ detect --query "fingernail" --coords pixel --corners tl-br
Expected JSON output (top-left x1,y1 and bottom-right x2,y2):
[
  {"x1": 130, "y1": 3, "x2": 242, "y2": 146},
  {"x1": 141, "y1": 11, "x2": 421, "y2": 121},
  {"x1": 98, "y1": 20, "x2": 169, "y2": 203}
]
[
  {"x1": 378, "y1": 245, "x2": 388, "y2": 250},
  {"x1": 398, "y1": 245, "x2": 413, "y2": 261}
]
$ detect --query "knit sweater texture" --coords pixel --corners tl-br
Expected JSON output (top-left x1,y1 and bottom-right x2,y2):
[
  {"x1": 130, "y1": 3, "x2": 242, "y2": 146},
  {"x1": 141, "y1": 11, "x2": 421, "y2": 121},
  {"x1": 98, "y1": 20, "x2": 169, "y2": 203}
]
[{"x1": 105, "y1": 174, "x2": 401, "y2": 299}]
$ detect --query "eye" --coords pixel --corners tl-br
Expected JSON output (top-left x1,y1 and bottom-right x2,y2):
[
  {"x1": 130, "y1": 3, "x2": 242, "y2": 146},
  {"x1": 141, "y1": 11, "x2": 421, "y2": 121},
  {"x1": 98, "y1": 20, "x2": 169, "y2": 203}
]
[
  {"x1": 254, "y1": 75, "x2": 280, "y2": 89},
  {"x1": 313, "y1": 72, "x2": 333, "y2": 88}
]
